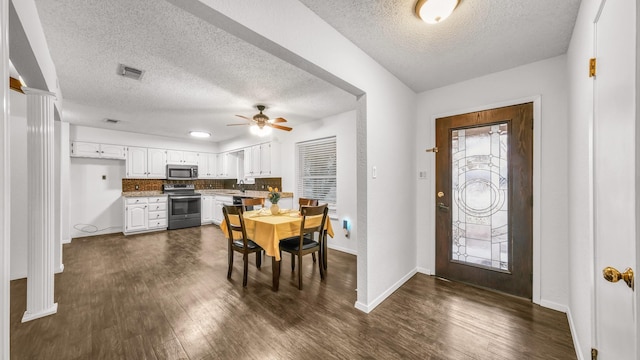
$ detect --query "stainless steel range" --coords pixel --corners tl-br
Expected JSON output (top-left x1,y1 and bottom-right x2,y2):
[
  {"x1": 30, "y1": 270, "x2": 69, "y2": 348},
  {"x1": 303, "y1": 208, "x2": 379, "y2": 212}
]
[{"x1": 163, "y1": 184, "x2": 201, "y2": 230}]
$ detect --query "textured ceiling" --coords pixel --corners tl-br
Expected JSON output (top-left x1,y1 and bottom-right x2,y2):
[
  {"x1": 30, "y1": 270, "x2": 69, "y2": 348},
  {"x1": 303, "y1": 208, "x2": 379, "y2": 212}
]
[
  {"x1": 32, "y1": 0, "x2": 356, "y2": 142},
  {"x1": 31, "y1": 0, "x2": 581, "y2": 142},
  {"x1": 299, "y1": 0, "x2": 581, "y2": 92}
]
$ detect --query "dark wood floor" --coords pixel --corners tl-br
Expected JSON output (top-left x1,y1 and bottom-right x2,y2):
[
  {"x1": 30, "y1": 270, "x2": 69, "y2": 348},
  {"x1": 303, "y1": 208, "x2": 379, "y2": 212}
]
[{"x1": 10, "y1": 225, "x2": 576, "y2": 359}]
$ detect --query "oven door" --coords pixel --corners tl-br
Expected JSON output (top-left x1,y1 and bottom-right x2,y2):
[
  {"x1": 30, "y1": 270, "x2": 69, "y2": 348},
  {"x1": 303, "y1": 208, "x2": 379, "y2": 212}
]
[{"x1": 168, "y1": 195, "x2": 202, "y2": 229}]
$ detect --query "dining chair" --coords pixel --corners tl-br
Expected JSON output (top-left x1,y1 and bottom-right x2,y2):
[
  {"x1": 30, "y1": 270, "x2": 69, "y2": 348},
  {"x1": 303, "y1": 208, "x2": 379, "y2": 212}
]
[
  {"x1": 222, "y1": 204, "x2": 263, "y2": 287},
  {"x1": 298, "y1": 198, "x2": 319, "y2": 264},
  {"x1": 279, "y1": 204, "x2": 327, "y2": 290},
  {"x1": 241, "y1": 197, "x2": 265, "y2": 211}
]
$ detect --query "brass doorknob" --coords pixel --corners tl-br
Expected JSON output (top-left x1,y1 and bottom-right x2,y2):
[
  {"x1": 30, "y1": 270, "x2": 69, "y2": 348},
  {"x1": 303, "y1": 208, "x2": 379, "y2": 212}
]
[{"x1": 603, "y1": 266, "x2": 634, "y2": 290}]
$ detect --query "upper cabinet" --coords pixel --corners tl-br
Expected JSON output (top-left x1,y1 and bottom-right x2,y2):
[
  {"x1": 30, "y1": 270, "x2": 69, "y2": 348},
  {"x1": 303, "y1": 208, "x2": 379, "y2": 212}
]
[
  {"x1": 216, "y1": 151, "x2": 238, "y2": 178},
  {"x1": 71, "y1": 141, "x2": 126, "y2": 160},
  {"x1": 167, "y1": 150, "x2": 198, "y2": 165},
  {"x1": 126, "y1": 147, "x2": 167, "y2": 179},
  {"x1": 243, "y1": 142, "x2": 279, "y2": 178},
  {"x1": 198, "y1": 153, "x2": 217, "y2": 179}
]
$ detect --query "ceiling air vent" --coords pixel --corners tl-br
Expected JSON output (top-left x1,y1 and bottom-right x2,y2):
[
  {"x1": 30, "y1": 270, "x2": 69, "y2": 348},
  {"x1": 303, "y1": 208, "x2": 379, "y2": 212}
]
[
  {"x1": 104, "y1": 118, "x2": 120, "y2": 124},
  {"x1": 117, "y1": 64, "x2": 144, "y2": 81}
]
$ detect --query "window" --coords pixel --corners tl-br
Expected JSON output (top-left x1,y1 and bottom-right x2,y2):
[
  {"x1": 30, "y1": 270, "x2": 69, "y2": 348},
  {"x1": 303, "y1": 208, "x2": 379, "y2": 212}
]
[{"x1": 296, "y1": 137, "x2": 337, "y2": 217}]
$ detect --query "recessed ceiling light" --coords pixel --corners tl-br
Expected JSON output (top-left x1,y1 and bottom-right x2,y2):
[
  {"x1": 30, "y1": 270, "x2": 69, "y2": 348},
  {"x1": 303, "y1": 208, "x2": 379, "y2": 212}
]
[
  {"x1": 190, "y1": 131, "x2": 211, "y2": 138},
  {"x1": 415, "y1": 0, "x2": 459, "y2": 24}
]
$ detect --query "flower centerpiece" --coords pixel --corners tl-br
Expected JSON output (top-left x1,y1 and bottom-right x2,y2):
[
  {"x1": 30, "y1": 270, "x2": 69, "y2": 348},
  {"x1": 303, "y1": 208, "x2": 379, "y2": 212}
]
[{"x1": 267, "y1": 186, "x2": 281, "y2": 214}]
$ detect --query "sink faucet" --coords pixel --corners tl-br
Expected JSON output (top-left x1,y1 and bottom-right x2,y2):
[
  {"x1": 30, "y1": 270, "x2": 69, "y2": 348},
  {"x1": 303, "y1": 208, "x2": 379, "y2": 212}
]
[{"x1": 239, "y1": 180, "x2": 245, "y2": 193}]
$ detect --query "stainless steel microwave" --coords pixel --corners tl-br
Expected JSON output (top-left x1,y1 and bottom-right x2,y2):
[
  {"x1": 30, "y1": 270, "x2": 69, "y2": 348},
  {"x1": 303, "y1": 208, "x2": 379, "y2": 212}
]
[{"x1": 166, "y1": 164, "x2": 198, "y2": 180}]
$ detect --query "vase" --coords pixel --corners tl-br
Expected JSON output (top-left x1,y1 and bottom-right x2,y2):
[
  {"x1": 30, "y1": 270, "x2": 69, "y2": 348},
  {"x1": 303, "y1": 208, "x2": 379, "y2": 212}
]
[{"x1": 270, "y1": 204, "x2": 280, "y2": 215}]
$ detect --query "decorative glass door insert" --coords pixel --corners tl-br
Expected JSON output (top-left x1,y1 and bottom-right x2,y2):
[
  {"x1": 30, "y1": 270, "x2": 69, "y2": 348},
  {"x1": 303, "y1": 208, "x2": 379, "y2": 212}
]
[{"x1": 451, "y1": 123, "x2": 509, "y2": 271}]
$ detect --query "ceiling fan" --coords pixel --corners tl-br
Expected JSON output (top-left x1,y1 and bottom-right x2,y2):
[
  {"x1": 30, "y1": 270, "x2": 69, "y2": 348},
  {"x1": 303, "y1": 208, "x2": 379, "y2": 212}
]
[{"x1": 228, "y1": 105, "x2": 293, "y2": 132}]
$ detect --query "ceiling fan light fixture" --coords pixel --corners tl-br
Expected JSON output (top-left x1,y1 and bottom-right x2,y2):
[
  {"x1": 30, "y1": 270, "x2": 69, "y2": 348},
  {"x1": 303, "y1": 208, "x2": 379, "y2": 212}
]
[
  {"x1": 250, "y1": 124, "x2": 272, "y2": 137},
  {"x1": 415, "y1": 0, "x2": 459, "y2": 24},
  {"x1": 189, "y1": 131, "x2": 211, "y2": 138}
]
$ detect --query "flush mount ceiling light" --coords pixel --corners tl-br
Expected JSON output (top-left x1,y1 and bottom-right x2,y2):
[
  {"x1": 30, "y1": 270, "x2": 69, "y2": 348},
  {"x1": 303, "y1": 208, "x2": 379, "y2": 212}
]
[
  {"x1": 189, "y1": 131, "x2": 211, "y2": 138},
  {"x1": 415, "y1": 0, "x2": 459, "y2": 24}
]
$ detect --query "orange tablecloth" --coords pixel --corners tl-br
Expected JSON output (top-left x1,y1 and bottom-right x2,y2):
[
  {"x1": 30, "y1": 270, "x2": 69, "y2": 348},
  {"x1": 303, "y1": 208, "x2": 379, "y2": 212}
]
[{"x1": 219, "y1": 209, "x2": 334, "y2": 261}]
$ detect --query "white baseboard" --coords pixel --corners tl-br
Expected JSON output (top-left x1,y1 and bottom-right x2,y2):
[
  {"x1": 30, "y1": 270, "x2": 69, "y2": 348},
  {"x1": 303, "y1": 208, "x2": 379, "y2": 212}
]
[
  {"x1": 61, "y1": 238, "x2": 71, "y2": 244},
  {"x1": 353, "y1": 268, "x2": 417, "y2": 313},
  {"x1": 539, "y1": 299, "x2": 568, "y2": 313},
  {"x1": 22, "y1": 303, "x2": 58, "y2": 323},
  {"x1": 55, "y1": 264, "x2": 64, "y2": 274},
  {"x1": 327, "y1": 244, "x2": 357, "y2": 256},
  {"x1": 416, "y1": 267, "x2": 432, "y2": 275},
  {"x1": 566, "y1": 307, "x2": 585, "y2": 360}
]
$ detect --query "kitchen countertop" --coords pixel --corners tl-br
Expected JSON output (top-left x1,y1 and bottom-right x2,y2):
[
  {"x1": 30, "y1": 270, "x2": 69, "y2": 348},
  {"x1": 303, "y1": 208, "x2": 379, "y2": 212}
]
[
  {"x1": 197, "y1": 189, "x2": 293, "y2": 198},
  {"x1": 121, "y1": 190, "x2": 292, "y2": 198},
  {"x1": 121, "y1": 191, "x2": 165, "y2": 197}
]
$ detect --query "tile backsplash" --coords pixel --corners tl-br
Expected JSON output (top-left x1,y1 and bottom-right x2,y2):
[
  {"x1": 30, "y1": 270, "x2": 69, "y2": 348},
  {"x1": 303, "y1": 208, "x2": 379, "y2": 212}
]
[{"x1": 122, "y1": 178, "x2": 282, "y2": 192}]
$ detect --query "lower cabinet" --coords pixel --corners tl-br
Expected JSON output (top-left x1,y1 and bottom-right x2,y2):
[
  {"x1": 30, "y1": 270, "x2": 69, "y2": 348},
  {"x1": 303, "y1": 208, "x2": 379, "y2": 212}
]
[
  {"x1": 123, "y1": 196, "x2": 167, "y2": 235},
  {"x1": 201, "y1": 196, "x2": 214, "y2": 224},
  {"x1": 212, "y1": 195, "x2": 233, "y2": 225}
]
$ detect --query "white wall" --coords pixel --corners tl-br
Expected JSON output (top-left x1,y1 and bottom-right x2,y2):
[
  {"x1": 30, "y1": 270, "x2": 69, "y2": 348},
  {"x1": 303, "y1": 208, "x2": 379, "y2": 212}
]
[
  {"x1": 415, "y1": 55, "x2": 570, "y2": 308},
  {"x1": 9, "y1": 113, "x2": 27, "y2": 280},
  {"x1": 69, "y1": 158, "x2": 125, "y2": 238},
  {"x1": 566, "y1": 0, "x2": 600, "y2": 358},
  {"x1": 278, "y1": 110, "x2": 358, "y2": 255}
]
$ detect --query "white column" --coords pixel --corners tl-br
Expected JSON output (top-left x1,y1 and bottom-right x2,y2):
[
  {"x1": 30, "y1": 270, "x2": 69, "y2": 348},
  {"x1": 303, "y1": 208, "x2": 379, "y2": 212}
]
[
  {"x1": 22, "y1": 87, "x2": 58, "y2": 322},
  {"x1": 0, "y1": 0, "x2": 10, "y2": 355},
  {"x1": 53, "y1": 121, "x2": 62, "y2": 273}
]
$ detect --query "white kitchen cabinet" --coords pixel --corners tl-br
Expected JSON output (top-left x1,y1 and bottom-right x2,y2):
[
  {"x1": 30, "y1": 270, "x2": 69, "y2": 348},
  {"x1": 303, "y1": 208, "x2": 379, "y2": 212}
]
[
  {"x1": 201, "y1": 195, "x2": 214, "y2": 224},
  {"x1": 251, "y1": 145, "x2": 261, "y2": 175},
  {"x1": 71, "y1": 141, "x2": 126, "y2": 160},
  {"x1": 147, "y1": 148, "x2": 168, "y2": 178},
  {"x1": 167, "y1": 150, "x2": 198, "y2": 165},
  {"x1": 215, "y1": 152, "x2": 238, "y2": 178},
  {"x1": 123, "y1": 196, "x2": 168, "y2": 235},
  {"x1": 243, "y1": 142, "x2": 279, "y2": 178},
  {"x1": 216, "y1": 152, "x2": 227, "y2": 177},
  {"x1": 126, "y1": 147, "x2": 167, "y2": 179},
  {"x1": 260, "y1": 143, "x2": 272, "y2": 176},
  {"x1": 126, "y1": 146, "x2": 148, "y2": 178},
  {"x1": 212, "y1": 195, "x2": 233, "y2": 225},
  {"x1": 198, "y1": 153, "x2": 218, "y2": 179},
  {"x1": 124, "y1": 199, "x2": 148, "y2": 233}
]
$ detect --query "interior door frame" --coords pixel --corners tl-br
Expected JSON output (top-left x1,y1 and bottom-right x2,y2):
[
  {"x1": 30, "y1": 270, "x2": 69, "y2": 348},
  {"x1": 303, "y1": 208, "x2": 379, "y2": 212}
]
[{"x1": 427, "y1": 95, "x2": 543, "y2": 306}]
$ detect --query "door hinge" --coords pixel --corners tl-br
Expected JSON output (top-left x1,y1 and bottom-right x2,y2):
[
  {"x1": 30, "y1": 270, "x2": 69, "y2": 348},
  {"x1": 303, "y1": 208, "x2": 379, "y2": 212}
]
[
  {"x1": 589, "y1": 58, "x2": 597, "y2": 77},
  {"x1": 591, "y1": 348, "x2": 598, "y2": 360}
]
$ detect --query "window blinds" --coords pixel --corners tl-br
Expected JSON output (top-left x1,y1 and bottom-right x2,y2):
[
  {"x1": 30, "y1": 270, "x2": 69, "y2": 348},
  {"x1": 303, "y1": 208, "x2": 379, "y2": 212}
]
[{"x1": 296, "y1": 137, "x2": 337, "y2": 217}]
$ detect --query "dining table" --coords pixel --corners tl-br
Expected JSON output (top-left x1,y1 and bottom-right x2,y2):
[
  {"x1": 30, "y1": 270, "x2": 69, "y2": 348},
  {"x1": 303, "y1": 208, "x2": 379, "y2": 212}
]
[{"x1": 219, "y1": 207, "x2": 334, "y2": 291}]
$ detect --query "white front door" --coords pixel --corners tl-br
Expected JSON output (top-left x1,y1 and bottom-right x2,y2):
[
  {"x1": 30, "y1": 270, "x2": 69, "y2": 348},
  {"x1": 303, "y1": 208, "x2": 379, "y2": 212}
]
[{"x1": 593, "y1": 0, "x2": 637, "y2": 358}]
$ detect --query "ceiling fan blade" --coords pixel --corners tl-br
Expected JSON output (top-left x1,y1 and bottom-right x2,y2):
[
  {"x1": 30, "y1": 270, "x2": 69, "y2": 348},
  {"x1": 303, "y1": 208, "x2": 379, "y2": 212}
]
[
  {"x1": 227, "y1": 123, "x2": 250, "y2": 126},
  {"x1": 235, "y1": 115, "x2": 252, "y2": 121},
  {"x1": 271, "y1": 117, "x2": 287, "y2": 123},
  {"x1": 269, "y1": 123, "x2": 292, "y2": 131}
]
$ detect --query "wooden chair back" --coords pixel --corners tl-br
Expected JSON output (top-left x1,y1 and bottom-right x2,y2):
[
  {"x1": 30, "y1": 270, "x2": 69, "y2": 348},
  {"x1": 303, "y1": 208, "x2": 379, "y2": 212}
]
[
  {"x1": 298, "y1": 197, "x2": 318, "y2": 210},
  {"x1": 222, "y1": 205, "x2": 248, "y2": 246},
  {"x1": 241, "y1": 197, "x2": 264, "y2": 211},
  {"x1": 300, "y1": 204, "x2": 328, "y2": 238}
]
